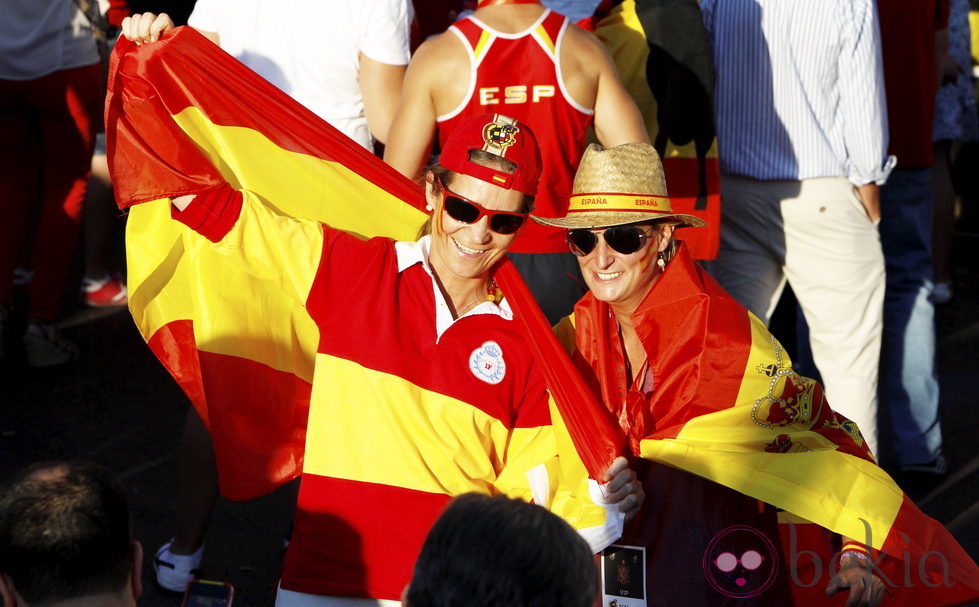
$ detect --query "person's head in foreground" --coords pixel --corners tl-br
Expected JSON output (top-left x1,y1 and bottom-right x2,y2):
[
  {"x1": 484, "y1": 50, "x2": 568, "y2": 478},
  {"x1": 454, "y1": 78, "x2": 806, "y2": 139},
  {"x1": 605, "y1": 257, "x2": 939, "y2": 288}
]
[
  {"x1": 0, "y1": 461, "x2": 142, "y2": 607},
  {"x1": 534, "y1": 142, "x2": 704, "y2": 314},
  {"x1": 404, "y1": 493, "x2": 597, "y2": 607},
  {"x1": 419, "y1": 113, "x2": 541, "y2": 314}
]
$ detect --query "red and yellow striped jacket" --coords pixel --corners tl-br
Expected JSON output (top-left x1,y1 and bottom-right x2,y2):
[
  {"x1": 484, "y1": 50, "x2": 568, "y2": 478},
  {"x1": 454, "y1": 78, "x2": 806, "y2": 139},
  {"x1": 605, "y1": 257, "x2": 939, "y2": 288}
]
[
  {"x1": 172, "y1": 188, "x2": 621, "y2": 597},
  {"x1": 108, "y1": 27, "x2": 625, "y2": 601}
]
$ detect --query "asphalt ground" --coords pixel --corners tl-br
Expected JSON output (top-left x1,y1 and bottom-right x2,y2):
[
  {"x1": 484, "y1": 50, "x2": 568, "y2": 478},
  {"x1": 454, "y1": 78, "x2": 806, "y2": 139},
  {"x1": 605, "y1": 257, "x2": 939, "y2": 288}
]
[{"x1": 1, "y1": 220, "x2": 978, "y2": 606}]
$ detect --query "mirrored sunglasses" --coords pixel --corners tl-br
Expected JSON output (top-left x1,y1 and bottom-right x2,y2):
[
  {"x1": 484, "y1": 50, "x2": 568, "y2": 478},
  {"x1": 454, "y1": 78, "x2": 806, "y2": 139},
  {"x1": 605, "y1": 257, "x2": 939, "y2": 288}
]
[
  {"x1": 567, "y1": 226, "x2": 655, "y2": 256},
  {"x1": 437, "y1": 177, "x2": 527, "y2": 235}
]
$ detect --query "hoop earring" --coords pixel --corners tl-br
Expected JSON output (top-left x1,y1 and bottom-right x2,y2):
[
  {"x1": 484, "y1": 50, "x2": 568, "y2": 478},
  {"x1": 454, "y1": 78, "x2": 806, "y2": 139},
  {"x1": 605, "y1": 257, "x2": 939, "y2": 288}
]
[{"x1": 656, "y1": 253, "x2": 666, "y2": 270}]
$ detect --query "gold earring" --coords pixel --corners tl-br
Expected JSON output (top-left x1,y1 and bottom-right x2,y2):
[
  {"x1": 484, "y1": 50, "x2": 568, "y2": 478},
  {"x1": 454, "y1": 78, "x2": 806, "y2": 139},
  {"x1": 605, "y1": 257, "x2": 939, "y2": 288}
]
[{"x1": 656, "y1": 253, "x2": 666, "y2": 270}]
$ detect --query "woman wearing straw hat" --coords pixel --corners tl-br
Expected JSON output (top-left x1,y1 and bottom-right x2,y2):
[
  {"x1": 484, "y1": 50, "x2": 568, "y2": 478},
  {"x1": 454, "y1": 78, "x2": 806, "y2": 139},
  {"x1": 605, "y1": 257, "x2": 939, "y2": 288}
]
[{"x1": 538, "y1": 143, "x2": 885, "y2": 606}]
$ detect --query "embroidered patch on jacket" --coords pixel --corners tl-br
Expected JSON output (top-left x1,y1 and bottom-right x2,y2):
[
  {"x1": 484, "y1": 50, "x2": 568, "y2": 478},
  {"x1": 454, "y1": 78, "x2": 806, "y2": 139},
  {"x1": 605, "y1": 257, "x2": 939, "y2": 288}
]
[{"x1": 469, "y1": 340, "x2": 506, "y2": 384}]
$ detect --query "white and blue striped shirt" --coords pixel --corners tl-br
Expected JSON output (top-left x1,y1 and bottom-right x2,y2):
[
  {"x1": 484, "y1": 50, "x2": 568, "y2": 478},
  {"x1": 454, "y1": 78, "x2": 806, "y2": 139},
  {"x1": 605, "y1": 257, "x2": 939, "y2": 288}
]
[{"x1": 701, "y1": 0, "x2": 895, "y2": 185}]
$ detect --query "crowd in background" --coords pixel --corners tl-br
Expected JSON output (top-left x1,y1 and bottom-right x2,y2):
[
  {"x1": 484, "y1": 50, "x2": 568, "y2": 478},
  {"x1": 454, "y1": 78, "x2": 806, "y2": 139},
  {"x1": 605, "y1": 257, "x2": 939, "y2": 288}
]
[{"x1": 3, "y1": 0, "x2": 979, "y2": 604}]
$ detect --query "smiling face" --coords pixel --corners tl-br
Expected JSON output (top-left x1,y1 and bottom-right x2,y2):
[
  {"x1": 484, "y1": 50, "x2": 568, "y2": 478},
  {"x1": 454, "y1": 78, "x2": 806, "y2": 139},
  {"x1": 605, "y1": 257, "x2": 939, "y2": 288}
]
[
  {"x1": 575, "y1": 222, "x2": 676, "y2": 315},
  {"x1": 426, "y1": 172, "x2": 528, "y2": 289}
]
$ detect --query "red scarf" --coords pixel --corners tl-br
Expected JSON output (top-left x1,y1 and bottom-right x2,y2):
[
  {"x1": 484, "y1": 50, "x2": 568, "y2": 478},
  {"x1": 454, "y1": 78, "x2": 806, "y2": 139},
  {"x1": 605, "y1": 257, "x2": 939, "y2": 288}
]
[{"x1": 570, "y1": 243, "x2": 979, "y2": 606}]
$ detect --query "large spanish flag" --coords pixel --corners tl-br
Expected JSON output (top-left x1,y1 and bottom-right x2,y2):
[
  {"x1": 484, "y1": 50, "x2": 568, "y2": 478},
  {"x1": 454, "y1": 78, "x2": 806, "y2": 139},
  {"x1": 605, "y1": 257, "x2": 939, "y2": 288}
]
[
  {"x1": 583, "y1": 0, "x2": 721, "y2": 260},
  {"x1": 564, "y1": 247, "x2": 979, "y2": 605},
  {"x1": 107, "y1": 26, "x2": 979, "y2": 605},
  {"x1": 106, "y1": 27, "x2": 623, "y2": 502}
]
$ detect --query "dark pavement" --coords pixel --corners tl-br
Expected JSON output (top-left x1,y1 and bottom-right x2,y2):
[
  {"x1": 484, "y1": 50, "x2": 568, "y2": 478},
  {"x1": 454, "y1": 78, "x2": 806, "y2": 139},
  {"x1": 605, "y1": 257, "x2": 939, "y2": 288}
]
[{"x1": 1, "y1": 228, "x2": 978, "y2": 606}]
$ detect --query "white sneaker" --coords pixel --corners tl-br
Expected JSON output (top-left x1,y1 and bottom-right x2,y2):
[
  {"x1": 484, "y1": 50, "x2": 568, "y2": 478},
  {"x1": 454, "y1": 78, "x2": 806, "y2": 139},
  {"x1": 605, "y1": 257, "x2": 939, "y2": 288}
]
[{"x1": 154, "y1": 540, "x2": 203, "y2": 592}]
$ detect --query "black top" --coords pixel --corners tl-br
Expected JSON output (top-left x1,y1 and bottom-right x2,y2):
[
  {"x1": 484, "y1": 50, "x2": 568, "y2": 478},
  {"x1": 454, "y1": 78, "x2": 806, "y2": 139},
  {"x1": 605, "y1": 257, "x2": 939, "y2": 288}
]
[{"x1": 620, "y1": 460, "x2": 796, "y2": 606}]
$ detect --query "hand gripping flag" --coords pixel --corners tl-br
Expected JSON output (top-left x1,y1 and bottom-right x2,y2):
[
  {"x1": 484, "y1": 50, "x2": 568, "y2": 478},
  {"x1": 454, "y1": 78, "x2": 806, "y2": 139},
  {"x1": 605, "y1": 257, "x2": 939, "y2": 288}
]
[
  {"x1": 105, "y1": 26, "x2": 625, "y2": 524},
  {"x1": 566, "y1": 246, "x2": 979, "y2": 606},
  {"x1": 107, "y1": 27, "x2": 979, "y2": 605}
]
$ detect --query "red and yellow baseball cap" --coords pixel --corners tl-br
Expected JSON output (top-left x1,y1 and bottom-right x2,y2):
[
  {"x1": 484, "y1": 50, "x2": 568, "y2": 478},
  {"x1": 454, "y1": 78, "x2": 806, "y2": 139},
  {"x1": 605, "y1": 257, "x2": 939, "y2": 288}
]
[{"x1": 439, "y1": 113, "x2": 542, "y2": 196}]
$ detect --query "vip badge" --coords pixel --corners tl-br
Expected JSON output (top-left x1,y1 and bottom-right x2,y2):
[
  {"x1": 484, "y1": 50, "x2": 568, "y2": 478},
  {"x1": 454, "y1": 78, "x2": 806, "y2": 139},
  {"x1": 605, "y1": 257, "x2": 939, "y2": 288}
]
[{"x1": 469, "y1": 341, "x2": 506, "y2": 385}]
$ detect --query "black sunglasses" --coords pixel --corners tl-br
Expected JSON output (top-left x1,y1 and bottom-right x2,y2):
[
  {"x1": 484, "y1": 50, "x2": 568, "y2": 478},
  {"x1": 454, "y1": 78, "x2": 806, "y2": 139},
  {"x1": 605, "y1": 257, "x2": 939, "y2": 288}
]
[
  {"x1": 567, "y1": 226, "x2": 655, "y2": 256},
  {"x1": 436, "y1": 177, "x2": 527, "y2": 235}
]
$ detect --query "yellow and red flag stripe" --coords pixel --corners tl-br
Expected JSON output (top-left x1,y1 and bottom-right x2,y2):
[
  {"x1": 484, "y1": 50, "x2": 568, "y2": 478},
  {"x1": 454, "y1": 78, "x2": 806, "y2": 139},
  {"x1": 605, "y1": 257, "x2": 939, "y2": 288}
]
[
  {"x1": 106, "y1": 27, "x2": 623, "y2": 500},
  {"x1": 567, "y1": 246, "x2": 979, "y2": 606},
  {"x1": 107, "y1": 27, "x2": 979, "y2": 605}
]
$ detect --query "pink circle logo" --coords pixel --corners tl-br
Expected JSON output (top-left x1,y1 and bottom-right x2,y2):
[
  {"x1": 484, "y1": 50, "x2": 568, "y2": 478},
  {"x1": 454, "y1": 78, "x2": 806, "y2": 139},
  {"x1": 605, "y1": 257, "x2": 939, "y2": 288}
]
[{"x1": 702, "y1": 525, "x2": 778, "y2": 598}]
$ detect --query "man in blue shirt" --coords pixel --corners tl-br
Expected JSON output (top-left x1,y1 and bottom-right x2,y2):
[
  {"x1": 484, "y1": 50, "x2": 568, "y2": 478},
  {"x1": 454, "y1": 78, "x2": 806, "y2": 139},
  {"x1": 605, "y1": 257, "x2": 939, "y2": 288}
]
[{"x1": 700, "y1": 0, "x2": 892, "y2": 457}]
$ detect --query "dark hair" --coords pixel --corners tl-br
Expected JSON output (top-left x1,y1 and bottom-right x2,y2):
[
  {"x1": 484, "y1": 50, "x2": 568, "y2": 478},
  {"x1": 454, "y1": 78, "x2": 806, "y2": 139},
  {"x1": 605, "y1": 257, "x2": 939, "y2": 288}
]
[
  {"x1": 417, "y1": 150, "x2": 534, "y2": 239},
  {"x1": 0, "y1": 461, "x2": 133, "y2": 604},
  {"x1": 406, "y1": 493, "x2": 598, "y2": 607}
]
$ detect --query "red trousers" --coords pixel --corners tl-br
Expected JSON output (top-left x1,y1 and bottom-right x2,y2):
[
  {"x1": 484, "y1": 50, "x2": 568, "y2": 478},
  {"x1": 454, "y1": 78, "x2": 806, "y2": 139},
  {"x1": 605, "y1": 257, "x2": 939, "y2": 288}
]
[{"x1": 0, "y1": 62, "x2": 101, "y2": 321}]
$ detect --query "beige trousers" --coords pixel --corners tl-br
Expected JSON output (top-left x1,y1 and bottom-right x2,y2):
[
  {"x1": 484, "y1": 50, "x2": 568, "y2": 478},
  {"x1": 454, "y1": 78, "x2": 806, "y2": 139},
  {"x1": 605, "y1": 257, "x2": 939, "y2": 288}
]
[{"x1": 705, "y1": 175, "x2": 885, "y2": 456}]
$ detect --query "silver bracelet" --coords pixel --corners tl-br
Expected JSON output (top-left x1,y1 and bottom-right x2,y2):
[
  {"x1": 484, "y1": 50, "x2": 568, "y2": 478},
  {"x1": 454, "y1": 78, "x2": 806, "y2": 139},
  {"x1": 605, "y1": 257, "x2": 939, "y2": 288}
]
[{"x1": 840, "y1": 550, "x2": 871, "y2": 565}]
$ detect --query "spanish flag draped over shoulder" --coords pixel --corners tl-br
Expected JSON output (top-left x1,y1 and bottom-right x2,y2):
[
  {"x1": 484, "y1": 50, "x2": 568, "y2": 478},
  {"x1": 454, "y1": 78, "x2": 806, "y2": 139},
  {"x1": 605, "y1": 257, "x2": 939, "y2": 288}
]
[
  {"x1": 565, "y1": 247, "x2": 979, "y2": 606},
  {"x1": 106, "y1": 27, "x2": 623, "y2": 502},
  {"x1": 107, "y1": 27, "x2": 979, "y2": 605}
]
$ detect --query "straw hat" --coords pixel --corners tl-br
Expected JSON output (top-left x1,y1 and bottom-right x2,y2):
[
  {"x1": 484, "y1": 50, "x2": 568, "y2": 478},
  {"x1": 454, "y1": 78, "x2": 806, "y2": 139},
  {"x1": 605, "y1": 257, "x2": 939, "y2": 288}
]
[{"x1": 532, "y1": 142, "x2": 707, "y2": 229}]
